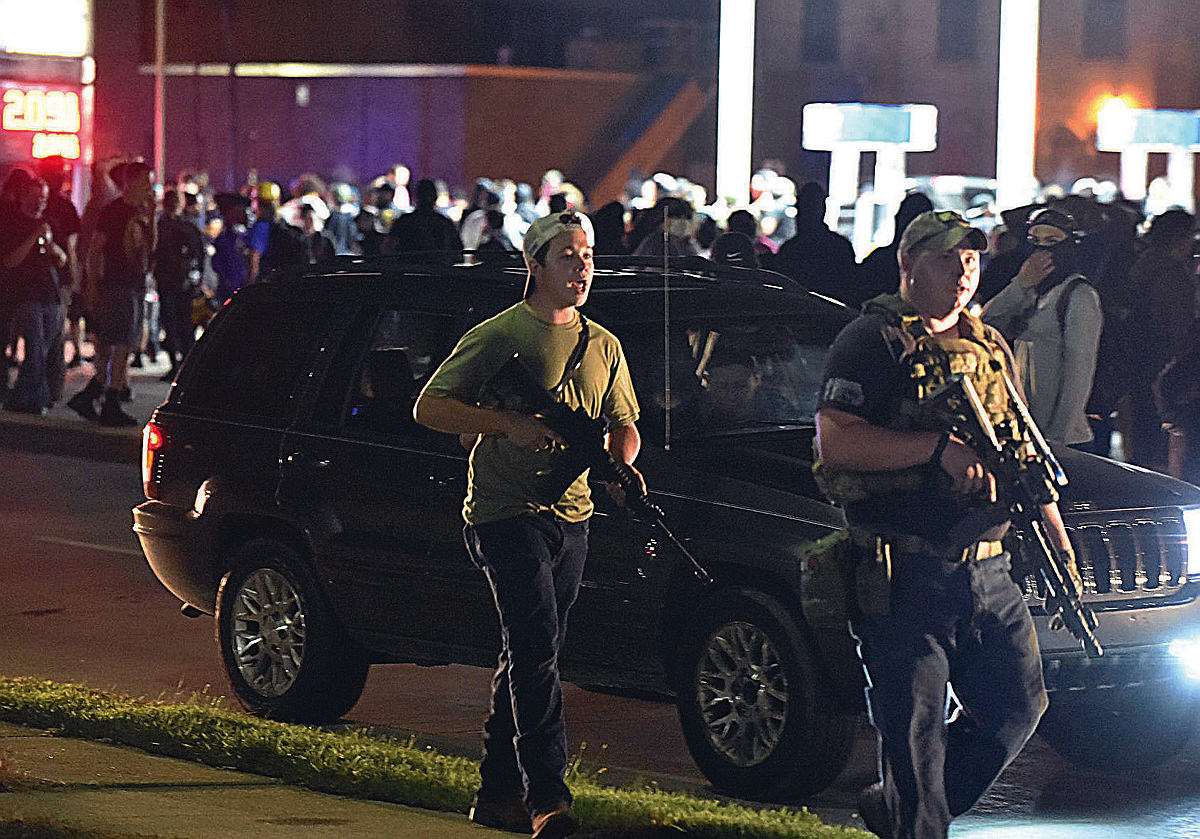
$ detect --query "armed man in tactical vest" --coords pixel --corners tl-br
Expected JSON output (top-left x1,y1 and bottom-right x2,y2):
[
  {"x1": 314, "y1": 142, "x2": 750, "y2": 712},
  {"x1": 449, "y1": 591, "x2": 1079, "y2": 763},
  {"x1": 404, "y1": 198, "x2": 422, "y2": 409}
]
[{"x1": 814, "y1": 210, "x2": 1084, "y2": 839}]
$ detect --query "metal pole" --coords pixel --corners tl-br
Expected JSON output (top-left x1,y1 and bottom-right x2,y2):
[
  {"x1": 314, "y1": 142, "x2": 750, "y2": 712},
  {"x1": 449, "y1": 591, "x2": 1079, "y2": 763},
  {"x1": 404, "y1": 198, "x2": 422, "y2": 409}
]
[
  {"x1": 996, "y1": 0, "x2": 1040, "y2": 210},
  {"x1": 716, "y1": 0, "x2": 755, "y2": 205},
  {"x1": 219, "y1": 0, "x2": 239, "y2": 190},
  {"x1": 153, "y1": 0, "x2": 166, "y2": 187},
  {"x1": 662, "y1": 204, "x2": 671, "y2": 450}
]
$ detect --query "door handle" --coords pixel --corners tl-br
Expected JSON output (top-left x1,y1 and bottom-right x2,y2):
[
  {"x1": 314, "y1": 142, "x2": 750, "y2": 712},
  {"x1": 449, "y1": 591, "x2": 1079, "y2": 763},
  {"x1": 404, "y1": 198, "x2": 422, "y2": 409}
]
[{"x1": 285, "y1": 452, "x2": 330, "y2": 470}]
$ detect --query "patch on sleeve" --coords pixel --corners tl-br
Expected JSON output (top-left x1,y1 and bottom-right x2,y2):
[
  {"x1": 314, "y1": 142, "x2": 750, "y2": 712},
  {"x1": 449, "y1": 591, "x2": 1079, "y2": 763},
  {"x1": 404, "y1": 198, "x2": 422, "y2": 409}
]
[{"x1": 822, "y1": 377, "x2": 865, "y2": 408}]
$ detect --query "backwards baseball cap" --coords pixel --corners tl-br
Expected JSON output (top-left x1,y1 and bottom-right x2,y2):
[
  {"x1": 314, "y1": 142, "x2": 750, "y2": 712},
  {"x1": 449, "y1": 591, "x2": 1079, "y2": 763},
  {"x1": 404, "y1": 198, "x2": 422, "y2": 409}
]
[
  {"x1": 523, "y1": 211, "x2": 595, "y2": 264},
  {"x1": 1025, "y1": 207, "x2": 1076, "y2": 236},
  {"x1": 899, "y1": 210, "x2": 988, "y2": 256}
]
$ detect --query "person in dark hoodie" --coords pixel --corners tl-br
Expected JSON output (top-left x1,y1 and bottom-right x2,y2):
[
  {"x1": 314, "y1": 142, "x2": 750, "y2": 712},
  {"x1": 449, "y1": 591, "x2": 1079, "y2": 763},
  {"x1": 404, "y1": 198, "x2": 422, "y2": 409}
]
[
  {"x1": 854, "y1": 191, "x2": 934, "y2": 308},
  {"x1": 1120, "y1": 209, "x2": 1196, "y2": 469},
  {"x1": 773, "y1": 181, "x2": 856, "y2": 301}
]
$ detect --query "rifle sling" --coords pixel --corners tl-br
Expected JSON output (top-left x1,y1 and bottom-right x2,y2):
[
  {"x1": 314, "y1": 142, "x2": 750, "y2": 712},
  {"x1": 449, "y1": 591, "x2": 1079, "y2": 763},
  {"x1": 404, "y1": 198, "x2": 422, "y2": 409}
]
[{"x1": 552, "y1": 313, "x2": 589, "y2": 400}]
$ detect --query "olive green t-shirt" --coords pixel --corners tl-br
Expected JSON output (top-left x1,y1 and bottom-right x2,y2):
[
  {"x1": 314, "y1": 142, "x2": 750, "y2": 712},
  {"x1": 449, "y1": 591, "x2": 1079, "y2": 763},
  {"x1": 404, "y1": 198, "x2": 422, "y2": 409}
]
[{"x1": 419, "y1": 302, "x2": 640, "y2": 525}]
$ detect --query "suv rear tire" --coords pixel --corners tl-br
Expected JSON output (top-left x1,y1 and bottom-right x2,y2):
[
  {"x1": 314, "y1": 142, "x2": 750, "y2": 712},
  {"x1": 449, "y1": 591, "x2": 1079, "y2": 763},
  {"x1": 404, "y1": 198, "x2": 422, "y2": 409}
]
[
  {"x1": 216, "y1": 538, "x2": 369, "y2": 723},
  {"x1": 675, "y1": 588, "x2": 854, "y2": 801}
]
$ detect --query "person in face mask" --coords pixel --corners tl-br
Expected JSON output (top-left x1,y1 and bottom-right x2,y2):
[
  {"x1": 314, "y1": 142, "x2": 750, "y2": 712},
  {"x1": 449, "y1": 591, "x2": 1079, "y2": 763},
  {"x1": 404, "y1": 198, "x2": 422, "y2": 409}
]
[
  {"x1": 630, "y1": 196, "x2": 699, "y2": 258},
  {"x1": 982, "y1": 207, "x2": 1104, "y2": 446}
]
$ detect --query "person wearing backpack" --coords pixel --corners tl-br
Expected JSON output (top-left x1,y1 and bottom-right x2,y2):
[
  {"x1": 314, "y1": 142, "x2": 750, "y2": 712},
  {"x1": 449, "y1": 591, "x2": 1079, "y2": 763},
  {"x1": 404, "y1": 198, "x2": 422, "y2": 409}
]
[
  {"x1": 248, "y1": 181, "x2": 310, "y2": 282},
  {"x1": 982, "y1": 208, "x2": 1102, "y2": 446}
]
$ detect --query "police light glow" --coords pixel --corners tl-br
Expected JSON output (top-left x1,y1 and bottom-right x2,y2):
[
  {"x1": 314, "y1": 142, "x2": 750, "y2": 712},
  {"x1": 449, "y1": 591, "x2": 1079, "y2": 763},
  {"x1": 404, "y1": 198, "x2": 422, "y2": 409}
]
[{"x1": 1, "y1": 84, "x2": 82, "y2": 159}]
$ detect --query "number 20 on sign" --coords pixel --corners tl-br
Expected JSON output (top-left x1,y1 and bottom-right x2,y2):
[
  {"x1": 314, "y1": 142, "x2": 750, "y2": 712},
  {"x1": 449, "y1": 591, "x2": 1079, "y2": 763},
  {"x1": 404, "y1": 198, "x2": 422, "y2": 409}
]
[{"x1": 3, "y1": 88, "x2": 81, "y2": 134}]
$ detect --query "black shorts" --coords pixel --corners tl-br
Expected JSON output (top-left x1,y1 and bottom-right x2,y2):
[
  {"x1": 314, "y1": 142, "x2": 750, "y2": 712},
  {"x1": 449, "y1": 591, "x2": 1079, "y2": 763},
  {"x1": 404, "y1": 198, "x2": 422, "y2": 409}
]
[
  {"x1": 66, "y1": 293, "x2": 90, "y2": 321},
  {"x1": 92, "y1": 286, "x2": 140, "y2": 346}
]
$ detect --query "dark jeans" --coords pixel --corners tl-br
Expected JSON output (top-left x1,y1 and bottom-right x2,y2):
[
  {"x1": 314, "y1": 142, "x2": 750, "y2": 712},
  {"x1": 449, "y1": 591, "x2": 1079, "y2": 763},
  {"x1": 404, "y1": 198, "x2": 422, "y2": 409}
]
[
  {"x1": 9, "y1": 301, "x2": 63, "y2": 411},
  {"x1": 159, "y1": 291, "x2": 194, "y2": 365},
  {"x1": 849, "y1": 551, "x2": 1047, "y2": 839},
  {"x1": 463, "y1": 512, "x2": 589, "y2": 816}
]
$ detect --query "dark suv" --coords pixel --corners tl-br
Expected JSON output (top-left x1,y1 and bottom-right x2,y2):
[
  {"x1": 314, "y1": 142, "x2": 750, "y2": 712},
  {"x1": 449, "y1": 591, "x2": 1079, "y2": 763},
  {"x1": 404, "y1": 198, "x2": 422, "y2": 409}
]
[{"x1": 134, "y1": 254, "x2": 1200, "y2": 801}]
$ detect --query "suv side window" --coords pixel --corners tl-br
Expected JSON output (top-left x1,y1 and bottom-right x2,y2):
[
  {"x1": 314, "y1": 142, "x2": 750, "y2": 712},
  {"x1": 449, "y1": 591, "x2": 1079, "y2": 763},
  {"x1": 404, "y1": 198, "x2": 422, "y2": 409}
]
[
  {"x1": 313, "y1": 307, "x2": 457, "y2": 442},
  {"x1": 177, "y1": 299, "x2": 326, "y2": 423}
]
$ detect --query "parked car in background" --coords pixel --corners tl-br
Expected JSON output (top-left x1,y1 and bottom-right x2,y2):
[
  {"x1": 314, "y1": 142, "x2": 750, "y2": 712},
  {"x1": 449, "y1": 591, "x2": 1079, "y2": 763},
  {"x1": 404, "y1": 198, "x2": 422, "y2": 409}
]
[{"x1": 134, "y1": 253, "x2": 1200, "y2": 801}]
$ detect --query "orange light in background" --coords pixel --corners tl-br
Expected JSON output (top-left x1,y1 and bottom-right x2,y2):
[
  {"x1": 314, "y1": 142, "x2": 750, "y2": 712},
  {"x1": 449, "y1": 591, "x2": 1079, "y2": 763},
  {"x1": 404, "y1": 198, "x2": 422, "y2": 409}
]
[{"x1": 1077, "y1": 89, "x2": 1145, "y2": 137}]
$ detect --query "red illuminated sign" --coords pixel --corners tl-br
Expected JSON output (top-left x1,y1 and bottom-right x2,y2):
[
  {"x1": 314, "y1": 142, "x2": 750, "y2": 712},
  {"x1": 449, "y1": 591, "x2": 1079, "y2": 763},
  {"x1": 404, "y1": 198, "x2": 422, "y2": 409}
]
[{"x1": 1, "y1": 83, "x2": 82, "y2": 160}]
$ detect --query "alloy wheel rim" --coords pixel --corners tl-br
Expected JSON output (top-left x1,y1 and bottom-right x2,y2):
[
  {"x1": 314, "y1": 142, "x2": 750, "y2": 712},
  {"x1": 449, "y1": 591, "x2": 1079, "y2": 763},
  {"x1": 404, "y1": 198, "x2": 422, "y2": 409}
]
[
  {"x1": 695, "y1": 620, "x2": 789, "y2": 767},
  {"x1": 231, "y1": 567, "x2": 307, "y2": 698}
]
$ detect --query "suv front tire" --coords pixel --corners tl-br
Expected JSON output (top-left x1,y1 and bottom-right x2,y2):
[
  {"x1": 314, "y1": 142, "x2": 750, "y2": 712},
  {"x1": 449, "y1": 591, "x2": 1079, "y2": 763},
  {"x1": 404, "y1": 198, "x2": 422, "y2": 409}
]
[
  {"x1": 216, "y1": 538, "x2": 368, "y2": 723},
  {"x1": 675, "y1": 588, "x2": 855, "y2": 800}
]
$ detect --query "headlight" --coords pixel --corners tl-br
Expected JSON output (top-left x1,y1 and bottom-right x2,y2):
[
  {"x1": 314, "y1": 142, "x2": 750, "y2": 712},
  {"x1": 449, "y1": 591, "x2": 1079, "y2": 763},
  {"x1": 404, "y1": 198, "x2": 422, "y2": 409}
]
[
  {"x1": 1184, "y1": 507, "x2": 1200, "y2": 577},
  {"x1": 1169, "y1": 636, "x2": 1200, "y2": 680}
]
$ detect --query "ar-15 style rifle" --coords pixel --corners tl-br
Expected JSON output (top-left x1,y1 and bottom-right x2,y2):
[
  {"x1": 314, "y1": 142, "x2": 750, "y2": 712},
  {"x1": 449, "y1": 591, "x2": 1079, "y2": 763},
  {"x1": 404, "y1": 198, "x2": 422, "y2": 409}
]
[
  {"x1": 486, "y1": 353, "x2": 713, "y2": 586},
  {"x1": 921, "y1": 372, "x2": 1102, "y2": 657}
]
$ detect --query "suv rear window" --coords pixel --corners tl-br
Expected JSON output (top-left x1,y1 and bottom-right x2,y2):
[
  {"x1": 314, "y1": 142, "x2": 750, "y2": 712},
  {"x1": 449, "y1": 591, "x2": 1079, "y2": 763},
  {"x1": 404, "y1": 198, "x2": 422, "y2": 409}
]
[
  {"x1": 178, "y1": 299, "x2": 327, "y2": 422},
  {"x1": 311, "y1": 306, "x2": 457, "y2": 438},
  {"x1": 625, "y1": 317, "x2": 830, "y2": 442}
]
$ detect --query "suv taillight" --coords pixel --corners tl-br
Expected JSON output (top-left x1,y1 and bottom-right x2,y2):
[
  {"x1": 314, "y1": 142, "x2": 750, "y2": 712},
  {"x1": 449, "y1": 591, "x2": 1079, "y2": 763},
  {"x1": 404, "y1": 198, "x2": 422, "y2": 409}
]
[{"x1": 142, "y1": 421, "x2": 165, "y2": 499}]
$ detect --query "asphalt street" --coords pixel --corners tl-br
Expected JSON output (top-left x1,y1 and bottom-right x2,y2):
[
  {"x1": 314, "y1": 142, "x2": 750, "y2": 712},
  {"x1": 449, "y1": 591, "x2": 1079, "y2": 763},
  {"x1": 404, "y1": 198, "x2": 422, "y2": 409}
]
[{"x1": 4, "y1": 366, "x2": 1200, "y2": 836}]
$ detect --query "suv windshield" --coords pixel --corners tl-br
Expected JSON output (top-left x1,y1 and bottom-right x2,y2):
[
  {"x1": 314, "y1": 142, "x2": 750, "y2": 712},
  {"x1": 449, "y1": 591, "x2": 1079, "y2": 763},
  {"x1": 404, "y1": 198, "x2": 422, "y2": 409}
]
[{"x1": 624, "y1": 318, "x2": 830, "y2": 443}]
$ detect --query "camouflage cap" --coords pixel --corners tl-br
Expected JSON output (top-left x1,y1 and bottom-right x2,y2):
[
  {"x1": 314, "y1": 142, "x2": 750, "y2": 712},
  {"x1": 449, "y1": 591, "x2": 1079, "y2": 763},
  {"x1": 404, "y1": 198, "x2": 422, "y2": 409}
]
[{"x1": 898, "y1": 210, "x2": 988, "y2": 256}]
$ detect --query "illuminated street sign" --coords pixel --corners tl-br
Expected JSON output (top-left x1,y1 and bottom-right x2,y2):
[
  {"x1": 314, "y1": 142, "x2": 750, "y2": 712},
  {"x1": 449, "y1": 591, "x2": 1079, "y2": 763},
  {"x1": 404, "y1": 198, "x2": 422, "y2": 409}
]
[
  {"x1": 0, "y1": 81, "x2": 83, "y2": 159},
  {"x1": 1096, "y1": 98, "x2": 1200, "y2": 209},
  {"x1": 1097, "y1": 101, "x2": 1200, "y2": 152},
  {"x1": 802, "y1": 103, "x2": 938, "y2": 151},
  {"x1": 0, "y1": 0, "x2": 90, "y2": 57},
  {"x1": 802, "y1": 102, "x2": 939, "y2": 255}
]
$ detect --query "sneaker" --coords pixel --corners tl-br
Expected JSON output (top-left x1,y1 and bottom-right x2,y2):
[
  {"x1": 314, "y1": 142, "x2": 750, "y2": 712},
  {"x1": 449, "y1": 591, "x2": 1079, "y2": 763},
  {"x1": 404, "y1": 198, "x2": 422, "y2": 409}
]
[
  {"x1": 67, "y1": 388, "x2": 100, "y2": 422},
  {"x1": 469, "y1": 794, "x2": 532, "y2": 834},
  {"x1": 531, "y1": 803, "x2": 578, "y2": 839},
  {"x1": 857, "y1": 782, "x2": 890, "y2": 839},
  {"x1": 130, "y1": 354, "x2": 144, "y2": 369}
]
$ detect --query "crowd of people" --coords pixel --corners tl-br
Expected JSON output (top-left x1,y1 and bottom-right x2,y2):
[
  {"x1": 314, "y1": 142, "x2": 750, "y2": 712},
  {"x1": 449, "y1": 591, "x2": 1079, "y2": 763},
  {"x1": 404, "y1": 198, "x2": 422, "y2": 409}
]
[{"x1": 1, "y1": 154, "x2": 1199, "y2": 477}]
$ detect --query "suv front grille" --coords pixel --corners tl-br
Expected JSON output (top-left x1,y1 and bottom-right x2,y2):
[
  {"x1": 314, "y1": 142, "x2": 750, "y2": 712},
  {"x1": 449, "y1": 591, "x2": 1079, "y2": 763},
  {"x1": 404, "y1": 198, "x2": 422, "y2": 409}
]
[{"x1": 1020, "y1": 512, "x2": 1191, "y2": 603}]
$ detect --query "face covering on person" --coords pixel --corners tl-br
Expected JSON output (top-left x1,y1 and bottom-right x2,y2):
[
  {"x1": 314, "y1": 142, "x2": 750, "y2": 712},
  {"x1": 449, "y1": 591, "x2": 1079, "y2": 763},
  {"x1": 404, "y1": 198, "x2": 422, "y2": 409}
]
[{"x1": 1034, "y1": 238, "x2": 1077, "y2": 289}]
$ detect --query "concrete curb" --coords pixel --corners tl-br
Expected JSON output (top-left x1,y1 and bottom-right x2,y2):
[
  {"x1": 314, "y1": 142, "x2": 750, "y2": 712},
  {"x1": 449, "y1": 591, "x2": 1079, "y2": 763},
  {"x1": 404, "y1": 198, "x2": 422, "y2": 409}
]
[
  {"x1": 0, "y1": 722, "x2": 492, "y2": 838},
  {"x1": 0, "y1": 361, "x2": 171, "y2": 466}
]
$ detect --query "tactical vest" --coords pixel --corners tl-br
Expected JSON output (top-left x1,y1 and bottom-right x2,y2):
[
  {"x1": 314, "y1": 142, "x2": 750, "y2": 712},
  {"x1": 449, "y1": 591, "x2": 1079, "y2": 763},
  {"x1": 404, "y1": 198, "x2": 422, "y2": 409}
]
[{"x1": 813, "y1": 294, "x2": 1020, "y2": 506}]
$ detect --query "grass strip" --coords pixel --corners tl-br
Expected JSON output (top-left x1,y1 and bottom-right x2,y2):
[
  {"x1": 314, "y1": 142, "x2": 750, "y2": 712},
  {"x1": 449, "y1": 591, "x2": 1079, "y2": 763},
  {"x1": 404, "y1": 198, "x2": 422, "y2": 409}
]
[{"x1": 0, "y1": 677, "x2": 866, "y2": 838}]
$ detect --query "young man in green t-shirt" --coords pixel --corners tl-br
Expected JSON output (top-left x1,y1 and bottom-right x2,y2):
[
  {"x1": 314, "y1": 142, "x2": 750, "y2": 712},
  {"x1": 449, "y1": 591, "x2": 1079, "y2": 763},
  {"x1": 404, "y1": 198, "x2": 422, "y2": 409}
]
[{"x1": 414, "y1": 211, "x2": 643, "y2": 839}]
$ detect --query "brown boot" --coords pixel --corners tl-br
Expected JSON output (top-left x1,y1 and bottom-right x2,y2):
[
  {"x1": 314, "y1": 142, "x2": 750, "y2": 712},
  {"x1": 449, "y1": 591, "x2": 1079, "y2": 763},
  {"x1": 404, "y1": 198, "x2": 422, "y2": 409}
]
[{"x1": 531, "y1": 802, "x2": 578, "y2": 839}]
